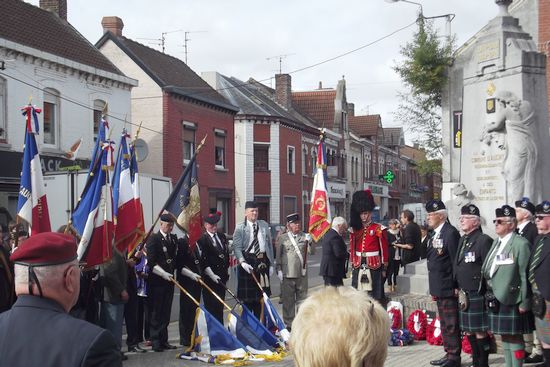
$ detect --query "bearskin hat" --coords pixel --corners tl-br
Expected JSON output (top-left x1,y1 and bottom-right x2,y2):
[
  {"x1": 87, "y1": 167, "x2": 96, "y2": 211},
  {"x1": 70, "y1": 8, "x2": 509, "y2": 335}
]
[{"x1": 350, "y1": 190, "x2": 375, "y2": 231}]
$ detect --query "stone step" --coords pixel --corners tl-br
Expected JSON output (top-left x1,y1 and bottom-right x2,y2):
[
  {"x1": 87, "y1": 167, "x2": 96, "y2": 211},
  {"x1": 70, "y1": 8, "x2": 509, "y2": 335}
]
[
  {"x1": 396, "y1": 273, "x2": 430, "y2": 295},
  {"x1": 404, "y1": 259, "x2": 429, "y2": 275}
]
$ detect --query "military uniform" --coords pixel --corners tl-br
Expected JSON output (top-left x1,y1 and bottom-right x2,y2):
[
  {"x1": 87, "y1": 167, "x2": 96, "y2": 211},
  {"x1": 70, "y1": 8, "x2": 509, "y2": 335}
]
[
  {"x1": 516, "y1": 198, "x2": 538, "y2": 250},
  {"x1": 276, "y1": 222, "x2": 312, "y2": 327}
]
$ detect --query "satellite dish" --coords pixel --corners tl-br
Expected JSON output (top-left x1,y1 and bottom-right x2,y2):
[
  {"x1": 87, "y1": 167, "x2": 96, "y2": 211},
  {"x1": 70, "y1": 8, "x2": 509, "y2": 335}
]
[{"x1": 134, "y1": 138, "x2": 148, "y2": 162}]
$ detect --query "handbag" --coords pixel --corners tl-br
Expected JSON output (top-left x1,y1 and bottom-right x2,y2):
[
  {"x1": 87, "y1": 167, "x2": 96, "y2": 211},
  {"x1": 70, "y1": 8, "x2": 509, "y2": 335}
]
[
  {"x1": 458, "y1": 289, "x2": 469, "y2": 312},
  {"x1": 484, "y1": 291, "x2": 500, "y2": 313},
  {"x1": 532, "y1": 291, "x2": 547, "y2": 319}
]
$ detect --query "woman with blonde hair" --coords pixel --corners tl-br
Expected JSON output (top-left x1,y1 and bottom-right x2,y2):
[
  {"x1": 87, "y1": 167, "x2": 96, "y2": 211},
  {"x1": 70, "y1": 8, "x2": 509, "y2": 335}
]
[{"x1": 291, "y1": 286, "x2": 390, "y2": 367}]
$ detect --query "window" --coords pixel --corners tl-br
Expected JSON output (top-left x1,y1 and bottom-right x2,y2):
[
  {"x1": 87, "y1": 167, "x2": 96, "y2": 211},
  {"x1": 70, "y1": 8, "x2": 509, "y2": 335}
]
[
  {"x1": 43, "y1": 88, "x2": 60, "y2": 146},
  {"x1": 254, "y1": 144, "x2": 269, "y2": 171},
  {"x1": 287, "y1": 146, "x2": 295, "y2": 174},
  {"x1": 301, "y1": 147, "x2": 307, "y2": 175},
  {"x1": 283, "y1": 196, "x2": 297, "y2": 218},
  {"x1": 0, "y1": 77, "x2": 5, "y2": 139},
  {"x1": 93, "y1": 99, "x2": 106, "y2": 143},
  {"x1": 182, "y1": 122, "x2": 196, "y2": 162},
  {"x1": 214, "y1": 130, "x2": 226, "y2": 168}
]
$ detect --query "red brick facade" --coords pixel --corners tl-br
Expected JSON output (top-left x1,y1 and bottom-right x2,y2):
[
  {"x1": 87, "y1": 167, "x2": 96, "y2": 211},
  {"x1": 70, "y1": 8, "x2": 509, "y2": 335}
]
[{"x1": 279, "y1": 125, "x2": 303, "y2": 222}]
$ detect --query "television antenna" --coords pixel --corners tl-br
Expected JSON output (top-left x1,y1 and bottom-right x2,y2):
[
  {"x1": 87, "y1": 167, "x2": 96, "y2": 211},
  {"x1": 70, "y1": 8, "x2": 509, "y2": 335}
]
[
  {"x1": 266, "y1": 53, "x2": 295, "y2": 74},
  {"x1": 184, "y1": 30, "x2": 207, "y2": 64}
]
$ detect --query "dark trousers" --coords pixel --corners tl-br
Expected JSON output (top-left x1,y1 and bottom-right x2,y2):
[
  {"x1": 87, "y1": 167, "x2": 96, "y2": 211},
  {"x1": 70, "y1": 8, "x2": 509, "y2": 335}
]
[
  {"x1": 124, "y1": 285, "x2": 140, "y2": 347},
  {"x1": 323, "y1": 276, "x2": 344, "y2": 287},
  {"x1": 203, "y1": 279, "x2": 227, "y2": 324},
  {"x1": 136, "y1": 296, "x2": 150, "y2": 342},
  {"x1": 178, "y1": 277, "x2": 201, "y2": 346},
  {"x1": 244, "y1": 301, "x2": 262, "y2": 319},
  {"x1": 149, "y1": 283, "x2": 174, "y2": 349},
  {"x1": 386, "y1": 259, "x2": 400, "y2": 286},
  {"x1": 437, "y1": 297, "x2": 462, "y2": 361}
]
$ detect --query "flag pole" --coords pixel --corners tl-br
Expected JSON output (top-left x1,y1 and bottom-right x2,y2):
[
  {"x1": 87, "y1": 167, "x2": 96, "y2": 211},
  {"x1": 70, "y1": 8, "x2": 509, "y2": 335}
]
[
  {"x1": 198, "y1": 277, "x2": 233, "y2": 311},
  {"x1": 219, "y1": 282, "x2": 243, "y2": 305},
  {"x1": 171, "y1": 278, "x2": 200, "y2": 307},
  {"x1": 250, "y1": 272, "x2": 265, "y2": 293}
]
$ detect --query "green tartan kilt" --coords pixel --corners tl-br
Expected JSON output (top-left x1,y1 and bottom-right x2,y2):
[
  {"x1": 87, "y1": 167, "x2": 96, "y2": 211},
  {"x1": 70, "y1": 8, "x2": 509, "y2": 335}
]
[
  {"x1": 459, "y1": 292, "x2": 488, "y2": 332},
  {"x1": 488, "y1": 302, "x2": 534, "y2": 335}
]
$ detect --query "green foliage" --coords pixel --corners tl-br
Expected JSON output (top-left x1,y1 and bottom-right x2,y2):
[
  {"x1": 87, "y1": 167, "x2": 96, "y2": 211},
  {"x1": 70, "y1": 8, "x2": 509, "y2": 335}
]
[{"x1": 416, "y1": 158, "x2": 441, "y2": 176}]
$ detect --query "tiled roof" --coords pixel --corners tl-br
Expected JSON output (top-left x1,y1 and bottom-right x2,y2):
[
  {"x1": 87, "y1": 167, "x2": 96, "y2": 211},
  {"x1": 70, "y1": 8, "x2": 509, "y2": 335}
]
[
  {"x1": 96, "y1": 33, "x2": 237, "y2": 112},
  {"x1": 1, "y1": 0, "x2": 122, "y2": 75},
  {"x1": 291, "y1": 90, "x2": 337, "y2": 128},
  {"x1": 400, "y1": 145, "x2": 427, "y2": 161},
  {"x1": 348, "y1": 115, "x2": 381, "y2": 137}
]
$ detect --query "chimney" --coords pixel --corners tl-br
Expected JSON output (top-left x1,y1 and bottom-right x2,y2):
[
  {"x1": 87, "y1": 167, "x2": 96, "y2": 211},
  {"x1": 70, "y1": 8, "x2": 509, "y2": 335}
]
[
  {"x1": 348, "y1": 103, "x2": 355, "y2": 117},
  {"x1": 101, "y1": 16, "x2": 124, "y2": 37},
  {"x1": 318, "y1": 81, "x2": 323, "y2": 89},
  {"x1": 275, "y1": 74, "x2": 292, "y2": 110},
  {"x1": 40, "y1": 0, "x2": 67, "y2": 20}
]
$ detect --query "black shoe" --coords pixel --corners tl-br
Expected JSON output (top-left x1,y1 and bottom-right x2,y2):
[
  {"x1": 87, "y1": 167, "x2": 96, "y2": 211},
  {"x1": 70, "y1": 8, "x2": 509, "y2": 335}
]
[
  {"x1": 153, "y1": 347, "x2": 164, "y2": 352},
  {"x1": 525, "y1": 354, "x2": 543, "y2": 364},
  {"x1": 162, "y1": 343, "x2": 177, "y2": 350},
  {"x1": 120, "y1": 352, "x2": 128, "y2": 361},
  {"x1": 440, "y1": 360, "x2": 459, "y2": 367},
  {"x1": 430, "y1": 356, "x2": 448, "y2": 366},
  {"x1": 128, "y1": 345, "x2": 147, "y2": 353}
]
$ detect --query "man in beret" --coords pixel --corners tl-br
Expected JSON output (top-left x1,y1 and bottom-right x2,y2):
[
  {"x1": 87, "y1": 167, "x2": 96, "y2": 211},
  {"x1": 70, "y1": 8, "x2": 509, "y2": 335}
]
[
  {"x1": 276, "y1": 213, "x2": 314, "y2": 328},
  {"x1": 196, "y1": 209, "x2": 229, "y2": 324},
  {"x1": 425, "y1": 199, "x2": 461, "y2": 367},
  {"x1": 528, "y1": 201, "x2": 550, "y2": 367},
  {"x1": 454, "y1": 204, "x2": 493, "y2": 367},
  {"x1": 232, "y1": 201, "x2": 274, "y2": 318},
  {"x1": 482, "y1": 205, "x2": 533, "y2": 367},
  {"x1": 0, "y1": 232, "x2": 121, "y2": 366},
  {"x1": 146, "y1": 213, "x2": 180, "y2": 352}
]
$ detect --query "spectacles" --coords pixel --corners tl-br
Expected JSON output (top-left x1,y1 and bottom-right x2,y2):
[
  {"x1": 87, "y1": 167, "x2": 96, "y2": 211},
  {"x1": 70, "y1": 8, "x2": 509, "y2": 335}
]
[
  {"x1": 535, "y1": 215, "x2": 550, "y2": 220},
  {"x1": 493, "y1": 219, "x2": 512, "y2": 225}
]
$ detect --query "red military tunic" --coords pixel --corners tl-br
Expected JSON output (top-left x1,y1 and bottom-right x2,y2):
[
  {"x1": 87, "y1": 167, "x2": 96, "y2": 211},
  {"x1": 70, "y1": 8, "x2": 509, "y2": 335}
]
[{"x1": 350, "y1": 223, "x2": 389, "y2": 270}]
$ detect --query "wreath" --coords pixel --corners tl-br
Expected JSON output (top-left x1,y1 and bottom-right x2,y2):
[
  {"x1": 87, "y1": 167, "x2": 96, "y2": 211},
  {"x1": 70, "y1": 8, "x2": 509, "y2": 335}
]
[
  {"x1": 426, "y1": 317, "x2": 443, "y2": 345},
  {"x1": 406, "y1": 310, "x2": 427, "y2": 340},
  {"x1": 387, "y1": 307, "x2": 402, "y2": 330}
]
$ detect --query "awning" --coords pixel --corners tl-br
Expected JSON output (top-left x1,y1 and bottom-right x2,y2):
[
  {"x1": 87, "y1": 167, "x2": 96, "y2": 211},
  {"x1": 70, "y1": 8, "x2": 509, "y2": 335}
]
[{"x1": 389, "y1": 190, "x2": 401, "y2": 198}]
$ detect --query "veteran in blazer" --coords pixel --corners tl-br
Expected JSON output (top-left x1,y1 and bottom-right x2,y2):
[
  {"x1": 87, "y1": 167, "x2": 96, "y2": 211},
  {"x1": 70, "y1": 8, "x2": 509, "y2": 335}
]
[
  {"x1": 319, "y1": 217, "x2": 348, "y2": 287},
  {"x1": 232, "y1": 201, "x2": 274, "y2": 317},
  {"x1": 516, "y1": 198, "x2": 538, "y2": 249},
  {"x1": 197, "y1": 209, "x2": 230, "y2": 324},
  {"x1": 276, "y1": 213, "x2": 314, "y2": 328},
  {"x1": 481, "y1": 205, "x2": 533, "y2": 367},
  {"x1": 426, "y1": 200, "x2": 461, "y2": 367}
]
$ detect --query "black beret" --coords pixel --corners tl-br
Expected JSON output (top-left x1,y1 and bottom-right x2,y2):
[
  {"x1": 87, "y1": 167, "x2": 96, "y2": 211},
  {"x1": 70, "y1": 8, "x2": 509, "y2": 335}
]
[
  {"x1": 535, "y1": 201, "x2": 550, "y2": 215},
  {"x1": 515, "y1": 197, "x2": 536, "y2": 215},
  {"x1": 495, "y1": 205, "x2": 515, "y2": 218},
  {"x1": 461, "y1": 204, "x2": 480, "y2": 217},
  {"x1": 244, "y1": 201, "x2": 258, "y2": 209},
  {"x1": 204, "y1": 208, "x2": 221, "y2": 224},
  {"x1": 160, "y1": 213, "x2": 174, "y2": 223},
  {"x1": 286, "y1": 213, "x2": 300, "y2": 224},
  {"x1": 426, "y1": 200, "x2": 446, "y2": 213}
]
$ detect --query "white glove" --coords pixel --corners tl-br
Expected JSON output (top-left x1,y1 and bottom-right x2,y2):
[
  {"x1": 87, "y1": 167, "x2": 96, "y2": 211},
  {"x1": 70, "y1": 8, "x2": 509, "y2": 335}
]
[
  {"x1": 269, "y1": 266, "x2": 274, "y2": 276},
  {"x1": 241, "y1": 262, "x2": 254, "y2": 274},
  {"x1": 153, "y1": 265, "x2": 173, "y2": 281},
  {"x1": 305, "y1": 233, "x2": 312, "y2": 242},
  {"x1": 277, "y1": 270, "x2": 283, "y2": 281},
  {"x1": 181, "y1": 267, "x2": 201, "y2": 282},
  {"x1": 204, "y1": 267, "x2": 221, "y2": 283}
]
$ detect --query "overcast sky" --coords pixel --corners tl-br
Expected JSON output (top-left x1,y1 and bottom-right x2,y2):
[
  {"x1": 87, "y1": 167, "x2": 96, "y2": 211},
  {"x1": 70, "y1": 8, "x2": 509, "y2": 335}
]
[{"x1": 27, "y1": 0, "x2": 503, "y2": 138}]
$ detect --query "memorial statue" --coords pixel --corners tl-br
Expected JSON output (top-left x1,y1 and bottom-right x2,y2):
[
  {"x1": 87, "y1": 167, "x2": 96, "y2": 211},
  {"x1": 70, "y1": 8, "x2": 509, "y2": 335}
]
[
  {"x1": 481, "y1": 91, "x2": 541, "y2": 202},
  {"x1": 445, "y1": 183, "x2": 473, "y2": 228}
]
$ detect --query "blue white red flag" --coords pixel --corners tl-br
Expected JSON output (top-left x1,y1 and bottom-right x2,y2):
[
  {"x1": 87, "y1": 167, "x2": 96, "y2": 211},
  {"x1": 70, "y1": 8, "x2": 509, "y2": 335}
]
[
  {"x1": 17, "y1": 105, "x2": 51, "y2": 234},
  {"x1": 162, "y1": 155, "x2": 202, "y2": 250},
  {"x1": 229, "y1": 303, "x2": 280, "y2": 349},
  {"x1": 112, "y1": 130, "x2": 144, "y2": 253},
  {"x1": 308, "y1": 135, "x2": 332, "y2": 242},
  {"x1": 71, "y1": 139, "x2": 114, "y2": 266},
  {"x1": 261, "y1": 292, "x2": 290, "y2": 343}
]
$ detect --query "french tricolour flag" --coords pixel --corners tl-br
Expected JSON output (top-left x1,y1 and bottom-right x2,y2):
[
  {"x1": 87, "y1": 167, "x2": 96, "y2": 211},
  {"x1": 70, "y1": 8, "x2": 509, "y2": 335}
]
[{"x1": 17, "y1": 105, "x2": 51, "y2": 234}]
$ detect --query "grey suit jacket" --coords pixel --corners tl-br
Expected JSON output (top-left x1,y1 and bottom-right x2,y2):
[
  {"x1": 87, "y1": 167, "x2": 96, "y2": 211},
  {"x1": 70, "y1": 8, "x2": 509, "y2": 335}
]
[
  {"x1": 276, "y1": 231, "x2": 311, "y2": 278},
  {"x1": 233, "y1": 219, "x2": 274, "y2": 265}
]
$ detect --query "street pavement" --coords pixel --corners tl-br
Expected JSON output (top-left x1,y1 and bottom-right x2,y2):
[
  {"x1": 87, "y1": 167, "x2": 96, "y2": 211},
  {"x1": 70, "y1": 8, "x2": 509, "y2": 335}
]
[{"x1": 123, "y1": 244, "x2": 509, "y2": 367}]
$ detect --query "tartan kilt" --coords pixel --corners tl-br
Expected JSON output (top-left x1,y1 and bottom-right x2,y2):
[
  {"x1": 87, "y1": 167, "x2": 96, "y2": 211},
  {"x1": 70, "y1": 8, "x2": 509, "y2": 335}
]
[
  {"x1": 488, "y1": 302, "x2": 534, "y2": 335},
  {"x1": 534, "y1": 299, "x2": 550, "y2": 345},
  {"x1": 237, "y1": 253, "x2": 271, "y2": 302},
  {"x1": 459, "y1": 292, "x2": 488, "y2": 332}
]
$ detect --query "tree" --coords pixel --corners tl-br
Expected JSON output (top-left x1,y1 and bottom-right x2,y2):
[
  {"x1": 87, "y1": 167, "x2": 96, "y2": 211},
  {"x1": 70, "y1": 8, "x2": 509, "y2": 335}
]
[{"x1": 393, "y1": 18, "x2": 454, "y2": 161}]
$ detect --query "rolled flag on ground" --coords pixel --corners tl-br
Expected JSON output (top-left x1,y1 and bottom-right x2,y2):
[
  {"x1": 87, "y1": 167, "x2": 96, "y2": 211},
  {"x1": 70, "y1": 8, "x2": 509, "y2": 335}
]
[
  {"x1": 308, "y1": 131, "x2": 331, "y2": 242},
  {"x1": 17, "y1": 104, "x2": 51, "y2": 234},
  {"x1": 261, "y1": 292, "x2": 290, "y2": 343},
  {"x1": 229, "y1": 303, "x2": 281, "y2": 349}
]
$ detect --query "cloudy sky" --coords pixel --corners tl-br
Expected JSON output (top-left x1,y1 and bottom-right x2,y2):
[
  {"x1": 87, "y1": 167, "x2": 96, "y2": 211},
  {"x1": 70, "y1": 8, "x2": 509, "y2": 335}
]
[{"x1": 28, "y1": 0, "x2": 502, "y2": 136}]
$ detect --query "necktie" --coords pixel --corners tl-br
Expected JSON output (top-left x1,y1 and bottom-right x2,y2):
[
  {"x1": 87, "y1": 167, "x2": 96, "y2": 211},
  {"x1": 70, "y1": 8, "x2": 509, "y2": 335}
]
[
  {"x1": 458, "y1": 235, "x2": 469, "y2": 259},
  {"x1": 528, "y1": 237, "x2": 545, "y2": 285},
  {"x1": 214, "y1": 233, "x2": 223, "y2": 251},
  {"x1": 252, "y1": 223, "x2": 260, "y2": 256}
]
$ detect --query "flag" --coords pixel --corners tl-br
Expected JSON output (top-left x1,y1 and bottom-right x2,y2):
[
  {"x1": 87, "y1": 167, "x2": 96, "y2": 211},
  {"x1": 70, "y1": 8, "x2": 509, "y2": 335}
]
[
  {"x1": 308, "y1": 137, "x2": 332, "y2": 242},
  {"x1": 162, "y1": 155, "x2": 202, "y2": 250},
  {"x1": 71, "y1": 139, "x2": 114, "y2": 267},
  {"x1": 230, "y1": 303, "x2": 280, "y2": 348},
  {"x1": 112, "y1": 130, "x2": 144, "y2": 253},
  {"x1": 17, "y1": 105, "x2": 51, "y2": 234},
  {"x1": 261, "y1": 292, "x2": 290, "y2": 343},
  {"x1": 188, "y1": 305, "x2": 247, "y2": 358},
  {"x1": 87, "y1": 115, "x2": 109, "y2": 177}
]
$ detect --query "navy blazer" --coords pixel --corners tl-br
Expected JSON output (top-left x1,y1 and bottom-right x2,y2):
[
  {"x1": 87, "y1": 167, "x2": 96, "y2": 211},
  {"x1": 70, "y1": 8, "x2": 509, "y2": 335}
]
[
  {"x1": 427, "y1": 222, "x2": 460, "y2": 297},
  {"x1": 319, "y1": 228, "x2": 348, "y2": 280},
  {"x1": 531, "y1": 235, "x2": 550, "y2": 301},
  {"x1": 0, "y1": 295, "x2": 121, "y2": 366},
  {"x1": 517, "y1": 221, "x2": 538, "y2": 249}
]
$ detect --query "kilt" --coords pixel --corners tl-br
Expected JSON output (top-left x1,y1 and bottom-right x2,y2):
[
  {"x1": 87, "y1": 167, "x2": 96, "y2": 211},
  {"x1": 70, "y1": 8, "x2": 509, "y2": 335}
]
[
  {"x1": 488, "y1": 302, "x2": 534, "y2": 335},
  {"x1": 237, "y1": 253, "x2": 271, "y2": 302},
  {"x1": 534, "y1": 299, "x2": 550, "y2": 345},
  {"x1": 351, "y1": 266, "x2": 384, "y2": 302},
  {"x1": 459, "y1": 291, "x2": 488, "y2": 332}
]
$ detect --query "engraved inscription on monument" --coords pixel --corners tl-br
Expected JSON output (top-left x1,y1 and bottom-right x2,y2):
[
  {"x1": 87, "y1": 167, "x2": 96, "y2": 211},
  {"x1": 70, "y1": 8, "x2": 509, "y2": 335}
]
[
  {"x1": 470, "y1": 153, "x2": 505, "y2": 203},
  {"x1": 476, "y1": 40, "x2": 500, "y2": 64}
]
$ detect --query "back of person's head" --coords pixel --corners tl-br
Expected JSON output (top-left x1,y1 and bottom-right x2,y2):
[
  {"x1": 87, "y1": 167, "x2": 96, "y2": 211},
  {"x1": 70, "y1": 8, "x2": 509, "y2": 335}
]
[{"x1": 291, "y1": 286, "x2": 389, "y2": 367}]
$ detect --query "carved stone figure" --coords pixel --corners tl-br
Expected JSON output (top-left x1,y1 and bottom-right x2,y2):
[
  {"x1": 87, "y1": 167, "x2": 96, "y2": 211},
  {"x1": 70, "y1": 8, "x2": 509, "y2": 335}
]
[
  {"x1": 482, "y1": 91, "x2": 540, "y2": 202},
  {"x1": 445, "y1": 183, "x2": 473, "y2": 228}
]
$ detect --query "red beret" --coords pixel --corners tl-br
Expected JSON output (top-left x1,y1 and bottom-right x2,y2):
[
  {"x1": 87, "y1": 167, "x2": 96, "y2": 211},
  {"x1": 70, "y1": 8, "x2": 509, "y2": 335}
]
[{"x1": 11, "y1": 232, "x2": 77, "y2": 265}]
